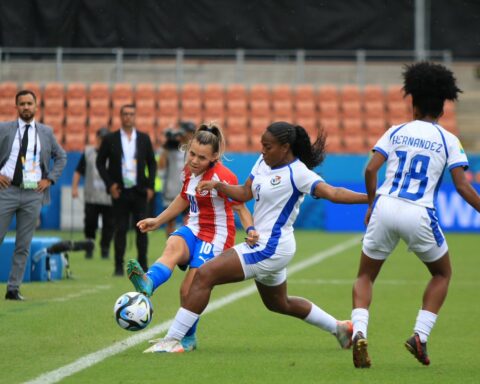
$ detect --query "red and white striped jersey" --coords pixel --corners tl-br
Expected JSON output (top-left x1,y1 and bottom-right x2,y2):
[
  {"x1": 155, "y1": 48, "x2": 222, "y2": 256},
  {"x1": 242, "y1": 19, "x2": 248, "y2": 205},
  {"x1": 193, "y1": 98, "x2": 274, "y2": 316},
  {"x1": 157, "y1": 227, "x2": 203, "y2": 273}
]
[{"x1": 181, "y1": 162, "x2": 240, "y2": 254}]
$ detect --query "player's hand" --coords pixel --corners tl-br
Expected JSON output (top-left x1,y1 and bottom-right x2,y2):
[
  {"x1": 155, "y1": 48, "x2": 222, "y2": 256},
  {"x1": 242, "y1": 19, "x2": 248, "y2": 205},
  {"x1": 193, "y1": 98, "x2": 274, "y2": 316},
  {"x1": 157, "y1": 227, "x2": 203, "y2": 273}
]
[
  {"x1": 196, "y1": 180, "x2": 218, "y2": 193},
  {"x1": 72, "y1": 187, "x2": 79, "y2": 198},
  {"x1": 137, "y1": 218, "x2": 160, "y2": 233},
  {"x1": 110, "y1": 183, "x2": 121, "y2": 199},
  {"x1": 0, "y1": 175, "x2": 11, "y2": 189},
  {"x1": 364, "y1": 206, "x2": 373, "y2": 226},
  {"x1": 245, "y1": 229, "x2": 260, "y2": 247},
  {"x1": 36, "y1": 179, "x2": 52, "y2": 192}
]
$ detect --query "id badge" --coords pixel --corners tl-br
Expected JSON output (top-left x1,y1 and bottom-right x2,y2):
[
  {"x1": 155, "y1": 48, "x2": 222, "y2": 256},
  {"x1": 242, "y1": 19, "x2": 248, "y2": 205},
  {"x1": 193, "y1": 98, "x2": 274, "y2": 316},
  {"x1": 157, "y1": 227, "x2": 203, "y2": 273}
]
[
  {"x1": 122, "y1": 159, "x2": 137, "y2": 188},
  {"x1": 22, "y1": 181, "x2": 38, "y2": 189},
  {"x1": 22, "y1": 160, "x2": 41, "y2": 189}
]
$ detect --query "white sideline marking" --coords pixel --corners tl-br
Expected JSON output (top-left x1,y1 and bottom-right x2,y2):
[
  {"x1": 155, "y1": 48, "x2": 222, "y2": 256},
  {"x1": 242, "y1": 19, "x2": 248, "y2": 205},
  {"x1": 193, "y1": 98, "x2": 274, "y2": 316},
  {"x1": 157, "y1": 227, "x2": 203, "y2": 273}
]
[
  {"x1": 24, "y1": 235, "x2": 361, "y2": 384},
  {"x1": 50, "y1": 285, "x2": 111, "y2": 302},
  {"x1": 290, "y1": 278, "x2": 480, "y2": 286}
]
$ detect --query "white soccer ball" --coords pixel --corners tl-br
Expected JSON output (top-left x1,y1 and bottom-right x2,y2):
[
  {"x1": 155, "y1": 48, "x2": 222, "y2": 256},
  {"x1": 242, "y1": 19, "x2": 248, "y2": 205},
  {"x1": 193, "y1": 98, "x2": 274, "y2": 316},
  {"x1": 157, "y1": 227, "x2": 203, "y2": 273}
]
[{"x1": 113, "y1": 292, "x2": 153, "y2": 331}]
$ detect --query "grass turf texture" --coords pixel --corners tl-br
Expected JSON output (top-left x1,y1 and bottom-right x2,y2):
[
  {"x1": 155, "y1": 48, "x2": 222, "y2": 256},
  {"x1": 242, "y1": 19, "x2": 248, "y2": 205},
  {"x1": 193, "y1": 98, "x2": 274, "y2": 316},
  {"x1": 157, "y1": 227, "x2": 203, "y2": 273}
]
[{"x1": 1, "y1": 231, "x2": 479, "y2": 383}]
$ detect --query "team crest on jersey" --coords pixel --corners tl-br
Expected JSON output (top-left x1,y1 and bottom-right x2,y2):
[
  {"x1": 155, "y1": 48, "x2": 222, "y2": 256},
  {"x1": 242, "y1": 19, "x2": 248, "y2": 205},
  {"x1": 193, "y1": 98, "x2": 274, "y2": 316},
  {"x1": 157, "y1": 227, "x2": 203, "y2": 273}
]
[
  {"x1": 198, "y1": 189, "x2": 209, "y2": 196},
  {"x1": 270, "y1": 175, "x2": 281, "y2": 186}
]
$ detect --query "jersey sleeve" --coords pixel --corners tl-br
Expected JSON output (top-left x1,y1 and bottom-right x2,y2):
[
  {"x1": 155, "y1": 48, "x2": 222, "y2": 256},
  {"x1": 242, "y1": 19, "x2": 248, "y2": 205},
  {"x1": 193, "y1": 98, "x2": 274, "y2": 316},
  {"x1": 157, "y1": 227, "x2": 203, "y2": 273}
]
[
  {"x1": 292, "y1": 163, "x2": 324, "y2": 196},
  {"x1": 447, "y1": 136, "x2": 469, "y2": 171},
  {"x1": 75, "y1": 153, "x2": 86, "y2": 175},
  {"x1": 249, "y1": 155, "x2": 264, "y2": 180},
  {"x1": 372, "y1": 128, "x2": 393, "y2": 159},
  {"x1": 180, "y1": 166, "x2": 189, "y2": 200}
]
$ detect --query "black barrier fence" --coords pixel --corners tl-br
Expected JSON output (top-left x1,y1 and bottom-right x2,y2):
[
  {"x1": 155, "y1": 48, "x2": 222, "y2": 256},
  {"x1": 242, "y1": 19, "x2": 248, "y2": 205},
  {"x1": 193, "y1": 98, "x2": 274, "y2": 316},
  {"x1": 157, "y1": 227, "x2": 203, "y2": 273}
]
[{"x1": 0, "y1": 0, "x2": 478, "y2": 59}]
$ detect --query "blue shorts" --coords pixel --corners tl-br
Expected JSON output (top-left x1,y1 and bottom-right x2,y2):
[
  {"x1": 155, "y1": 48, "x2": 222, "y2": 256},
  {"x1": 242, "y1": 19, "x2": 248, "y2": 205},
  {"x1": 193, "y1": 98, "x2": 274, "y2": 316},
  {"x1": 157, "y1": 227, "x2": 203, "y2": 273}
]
[{"x1": 170, "y1": 226, "x2": 215, "y2": 270}]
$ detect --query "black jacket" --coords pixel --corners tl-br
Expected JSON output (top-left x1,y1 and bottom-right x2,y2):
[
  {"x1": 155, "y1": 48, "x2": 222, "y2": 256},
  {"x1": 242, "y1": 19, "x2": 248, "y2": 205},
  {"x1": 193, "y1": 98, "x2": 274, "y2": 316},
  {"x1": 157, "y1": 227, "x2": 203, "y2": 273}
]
[{"x1": 96, "y1": 129, "x2": 156, "y2": 195}]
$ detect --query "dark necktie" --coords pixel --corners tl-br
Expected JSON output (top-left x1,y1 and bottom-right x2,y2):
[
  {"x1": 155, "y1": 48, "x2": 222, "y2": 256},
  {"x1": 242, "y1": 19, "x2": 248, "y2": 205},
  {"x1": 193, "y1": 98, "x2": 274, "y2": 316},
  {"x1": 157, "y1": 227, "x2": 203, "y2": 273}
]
[{"x1": 12, "y1": 124, "x2": 30, "y2": 186}]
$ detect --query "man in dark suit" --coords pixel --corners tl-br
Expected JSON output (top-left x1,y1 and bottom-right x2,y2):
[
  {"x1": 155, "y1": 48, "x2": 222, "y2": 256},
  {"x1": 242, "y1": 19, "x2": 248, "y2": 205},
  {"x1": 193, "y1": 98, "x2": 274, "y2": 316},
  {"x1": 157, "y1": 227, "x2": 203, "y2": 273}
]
[
  {"x1": 96, "y1": 104, "x2": 156, "y2": 275},
  {"x1": 0, "y1": 90, "x2": 67, "y2": 300}
]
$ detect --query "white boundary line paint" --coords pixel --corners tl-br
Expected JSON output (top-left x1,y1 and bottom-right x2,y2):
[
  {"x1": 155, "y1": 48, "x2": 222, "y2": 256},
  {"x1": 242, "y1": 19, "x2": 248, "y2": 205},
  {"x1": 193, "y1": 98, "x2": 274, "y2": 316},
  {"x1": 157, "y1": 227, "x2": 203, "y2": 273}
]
[
  {"x1": 49, "y1": 285, "x2": 111, "y2": 302},
  {"x1": 24, "y1": 235, "x2": 362, "y2": 384}
]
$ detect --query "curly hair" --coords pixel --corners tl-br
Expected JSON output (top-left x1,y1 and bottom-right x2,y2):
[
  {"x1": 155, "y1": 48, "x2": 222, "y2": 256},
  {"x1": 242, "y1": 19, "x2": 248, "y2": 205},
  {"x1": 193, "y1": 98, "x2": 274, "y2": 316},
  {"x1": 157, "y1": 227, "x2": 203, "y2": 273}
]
[
  {"x1": 266, "y1": 121, "x2": 326, "y2": 169},
  {"x1": 402, "y1": 62, "x2": 462, "y2": 118}
]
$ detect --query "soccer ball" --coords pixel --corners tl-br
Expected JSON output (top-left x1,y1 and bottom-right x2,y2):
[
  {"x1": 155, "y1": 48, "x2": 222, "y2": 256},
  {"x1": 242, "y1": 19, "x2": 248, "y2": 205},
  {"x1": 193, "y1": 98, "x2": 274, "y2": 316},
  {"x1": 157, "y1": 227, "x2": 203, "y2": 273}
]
[{"x1": 113, "y1": 292, "x2": 153, "y2": 331}]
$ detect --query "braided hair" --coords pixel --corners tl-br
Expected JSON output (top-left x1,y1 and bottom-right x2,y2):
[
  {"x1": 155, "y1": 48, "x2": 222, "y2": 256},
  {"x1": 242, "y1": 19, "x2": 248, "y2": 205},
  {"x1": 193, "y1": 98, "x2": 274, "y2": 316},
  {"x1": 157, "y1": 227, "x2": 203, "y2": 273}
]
[{"x1": 266, "y1": 121, "x2": 326, "y2": 169}]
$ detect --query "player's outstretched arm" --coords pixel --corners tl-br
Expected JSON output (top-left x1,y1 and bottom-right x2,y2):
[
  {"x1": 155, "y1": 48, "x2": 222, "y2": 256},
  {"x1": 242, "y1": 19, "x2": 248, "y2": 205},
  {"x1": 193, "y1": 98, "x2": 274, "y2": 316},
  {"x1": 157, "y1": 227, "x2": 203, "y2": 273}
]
[
  {"x1": 451, "y1": 167, "x2": 480, "y2": 212},
  {"x1": 314, "y1": 182, "x2": 368, "y2": 204},
  {"x1": 197, "y1": 177, "x2": 254, "y2": 202}
]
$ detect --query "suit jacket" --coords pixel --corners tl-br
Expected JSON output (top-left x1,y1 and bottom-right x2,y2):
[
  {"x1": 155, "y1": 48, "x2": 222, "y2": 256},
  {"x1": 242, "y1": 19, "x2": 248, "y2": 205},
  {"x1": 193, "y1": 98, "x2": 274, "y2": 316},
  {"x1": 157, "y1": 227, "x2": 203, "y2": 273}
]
[
  {"x1": 0, "y1": 120, "x2": 67, "y2": 205},
  {"x1": 96, "y1": 129, "x2": 156, "y2": 195}
]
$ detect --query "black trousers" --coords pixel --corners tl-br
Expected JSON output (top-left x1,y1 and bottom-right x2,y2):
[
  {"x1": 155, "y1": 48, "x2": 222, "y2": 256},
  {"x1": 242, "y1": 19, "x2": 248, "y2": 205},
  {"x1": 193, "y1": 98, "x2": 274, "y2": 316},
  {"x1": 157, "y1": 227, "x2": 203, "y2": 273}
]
[
  {"x1": 84, "y1": 203, "x2": 114, "y2": 253},
  {"x1": 112, "y1": 188, "x2": 149, "y2": 272}
]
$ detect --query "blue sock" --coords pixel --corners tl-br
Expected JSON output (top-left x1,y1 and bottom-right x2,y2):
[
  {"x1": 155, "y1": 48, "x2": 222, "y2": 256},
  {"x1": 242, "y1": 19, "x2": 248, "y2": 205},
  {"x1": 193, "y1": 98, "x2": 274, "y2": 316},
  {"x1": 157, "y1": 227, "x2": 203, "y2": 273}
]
[
  {"x1": 185, "y1": 319, "x2": 199, "y2": 337},
  {"x1": 146, "y1": 262, "x2": 172, "y2": 291}
]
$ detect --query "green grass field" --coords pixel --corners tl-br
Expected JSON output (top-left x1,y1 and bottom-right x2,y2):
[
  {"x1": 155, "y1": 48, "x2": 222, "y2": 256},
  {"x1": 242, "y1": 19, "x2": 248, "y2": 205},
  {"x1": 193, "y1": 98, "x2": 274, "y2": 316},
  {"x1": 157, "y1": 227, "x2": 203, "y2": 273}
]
[{"x1": 1, "y1": 230, "x2": 479, "y2": 384}]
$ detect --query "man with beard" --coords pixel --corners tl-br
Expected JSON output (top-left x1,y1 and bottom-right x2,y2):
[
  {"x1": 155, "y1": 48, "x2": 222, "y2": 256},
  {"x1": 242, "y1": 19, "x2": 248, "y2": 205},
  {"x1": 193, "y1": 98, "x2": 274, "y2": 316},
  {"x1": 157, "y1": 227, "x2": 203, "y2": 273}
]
[{"x1": 0, "y1": 90, "x2": 67, "y2": 300}]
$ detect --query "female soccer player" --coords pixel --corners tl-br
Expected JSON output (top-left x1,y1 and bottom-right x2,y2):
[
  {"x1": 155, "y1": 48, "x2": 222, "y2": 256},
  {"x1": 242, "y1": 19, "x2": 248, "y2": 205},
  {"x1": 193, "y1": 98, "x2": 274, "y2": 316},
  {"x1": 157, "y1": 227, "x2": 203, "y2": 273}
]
[
  {"x1": 144, "y1": 121, "x2": 368, "y2": 353},
  {"x1": 127, "y1": 123, "x2": 259, "y2": 351},
  {"x1": 351, "y1": 62, "x2": 480, "y2": 368}
]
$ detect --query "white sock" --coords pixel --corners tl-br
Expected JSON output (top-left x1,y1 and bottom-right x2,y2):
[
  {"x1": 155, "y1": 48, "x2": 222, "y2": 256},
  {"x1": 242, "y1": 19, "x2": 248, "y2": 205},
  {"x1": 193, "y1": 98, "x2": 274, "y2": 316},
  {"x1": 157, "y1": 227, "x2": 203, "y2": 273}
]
[
  {"x1": 414, "y1": 309, "x2": 437, "y2": 343},
  {"x1": 166, "y1": 307, "x2": 199, "y2": 340},
  {"x1": 351, "y1": 308, "x2": 369, "y2": 339},
  {"x1": 303, "y1": 303, "x2": 337, "y2": 333}
]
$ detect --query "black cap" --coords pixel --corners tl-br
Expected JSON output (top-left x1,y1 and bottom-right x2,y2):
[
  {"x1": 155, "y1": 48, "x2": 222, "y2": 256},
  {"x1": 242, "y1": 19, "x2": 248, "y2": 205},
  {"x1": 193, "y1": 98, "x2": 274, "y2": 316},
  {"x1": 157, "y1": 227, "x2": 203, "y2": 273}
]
[
  {"x1": 179, "y1": 121, "x2": 196, "y2": 134},
  {"x1": 96, "y1": 127, "x2": 110, "y2": 138}
]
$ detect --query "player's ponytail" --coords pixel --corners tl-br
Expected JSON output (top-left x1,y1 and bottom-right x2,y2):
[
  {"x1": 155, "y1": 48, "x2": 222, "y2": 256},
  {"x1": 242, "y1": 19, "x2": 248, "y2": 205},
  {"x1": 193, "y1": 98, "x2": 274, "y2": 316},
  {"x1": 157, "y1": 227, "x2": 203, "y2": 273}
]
[
  {"x1": 192, "y1": 122, "x2": 226, "y2": 159},
  {"x1": 267, "y1": 121, "x2": 326, "y2": 169}
]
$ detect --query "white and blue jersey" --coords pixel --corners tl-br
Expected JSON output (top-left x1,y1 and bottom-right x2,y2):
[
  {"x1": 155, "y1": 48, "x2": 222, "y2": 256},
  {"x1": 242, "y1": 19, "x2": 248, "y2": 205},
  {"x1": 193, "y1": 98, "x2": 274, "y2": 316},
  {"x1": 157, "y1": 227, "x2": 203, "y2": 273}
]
[
  {"x1": 374, "y1": 120, "x2": 468, "y2": 208},
  {"x1": 233, "y1": 156, "x2": 323, "y2": 284}
]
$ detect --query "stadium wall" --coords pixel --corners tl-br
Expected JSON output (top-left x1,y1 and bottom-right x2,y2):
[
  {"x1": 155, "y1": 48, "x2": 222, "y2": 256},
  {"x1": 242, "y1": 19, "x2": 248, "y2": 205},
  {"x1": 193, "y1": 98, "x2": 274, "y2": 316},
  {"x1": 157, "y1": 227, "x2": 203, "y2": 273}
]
[
  {"x1": 0, "y1": 1, "x2": 479, "y2": 58},
  {"x1": 22, "y1": 153, "x2": 480, "y2": 233}
]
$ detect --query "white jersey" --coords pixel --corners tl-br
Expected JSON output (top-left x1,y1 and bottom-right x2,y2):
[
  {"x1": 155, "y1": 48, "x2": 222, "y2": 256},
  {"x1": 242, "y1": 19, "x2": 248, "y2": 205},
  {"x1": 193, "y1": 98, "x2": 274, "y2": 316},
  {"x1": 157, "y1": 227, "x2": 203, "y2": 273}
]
[
  {"x1": 374, "y1": 120, "x2": 468, "y2": 208},
  {"x1": 249, "y1": 156, "x2": 324, "y2": 247}
]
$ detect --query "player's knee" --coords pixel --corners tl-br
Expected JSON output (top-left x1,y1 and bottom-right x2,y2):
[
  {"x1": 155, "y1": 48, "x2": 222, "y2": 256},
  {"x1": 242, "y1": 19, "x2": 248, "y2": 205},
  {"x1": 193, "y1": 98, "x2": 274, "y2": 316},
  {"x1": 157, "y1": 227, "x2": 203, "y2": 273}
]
[{"x1": 193, "y1": 267, "x2": 214, "y2": 289}]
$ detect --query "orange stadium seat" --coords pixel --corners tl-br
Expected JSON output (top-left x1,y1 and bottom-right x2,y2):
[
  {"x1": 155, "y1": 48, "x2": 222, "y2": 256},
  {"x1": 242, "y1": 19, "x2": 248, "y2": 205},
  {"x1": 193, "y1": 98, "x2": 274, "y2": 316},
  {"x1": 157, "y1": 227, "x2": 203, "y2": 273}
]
[
  {"x1": 226, "y1": 84, "x2": 247, "y2": 101},
  {"x1": 157, "y1": 83, "x2": 178, "y2": 102},
  {"x1": 157, "y1": 99, "x2": 179, "y2": 120},
  {"x1": 226, "y1": 99, "x2": 248, "y2": 118},
  {"x1": 249, "y1": 134, "x2": 263, "y2": 152},
  {"x1": 112, "y1": 83, "x2": 133, "y2": 103},
  {"x1": 227, "y1": 134, "x2": 249, "y2": 152},
  {"x1": 363, "y1": 85, "x2": 384, "y2": 103},
  {"x1": 89, "y1": 83, "x2": 110, "y2": 102},
  {"x1": 365, "y1": 118, "x2": 387, "y2": 136},
  {"x1": 0, "y1": 98, "x2": 17, "y2": 119},
  {"x1": 203, "y1": 83, "x2": 225, "y2": 102},
  {"x1": 318, "y1": 101, "x2": 339, "y2": 119},
  {"x1": 364, "y1": 101, "x2": 385, "y2": 120},
  {"x1": 226, "y1": 116, "x2": 249, "y2": 134},
  {"x1": 295, "y1": 117, "x2": 318, "y2": 138},
  {"x1": 342, "y1": 101, "x2": 363, "y2": 120},
  {"x1": 181, "y1": 99, "x2": 201, "y2": 117},
  {"x1": 203, "y1": 100, "x2": 225, "y2": 123},
  {"x1": 340, "y1": 85, "x2": 361, "y2": 104},
  {"x1": 111, "y1": 115, "x2": 122, "y2": 130},
  {"x1": 157, "y1": 116, "x2": 178, "y2": 133},
  {"x1": 317, "y1": 85, "x2": 339, "y2": 103},
  {"x1": 135, "y1": 83, "x2": 156, "y2": 102},
  {"x1": 89, "y1": 98, "x2": 110, "y2": 120},
  {"x1": 66, "y1": 83, "x2": 87, "y2": 102},
  {"x1": 89, "y1": 115, "x2": 110, "y2": 132},
  {"x1": 0, "y1": 82, "x2": 18, "y2": 100},
  {"x1": 250, "y1": 116, "x2": 271, "y2": 135},
  {"x1": 294, "y1": 84, "x2": 315, "y2": 103},
  {"x1": 366, "y1": 136, "x2": 379, "y2": 150},
  {"x1": 250, "y1": 100, "x2": 271, "y2": 119},
  {"x1": 272, "y1": 84, "x2": 293, "y2": 102},
  {"x1": 319, "y1": 118, "x2": 341, "y2": 136},
  {"x1": 249, "y1": 84, "x2": 270, "y2": 103},
  {"x1": 387, "y1": 101, "x2": 410, "y2": 126},
  {"x1": 181, "y1": 83, "x2": 201, "y2": 102},
  {"x1": 64, "y1": 131, "x2": 86, "y2": 152},
  {"x1": 272, "y1": 100, "x2": 293, "y2": 121},
  {"x1": 42, "y1": 115, "x2": 64, "y2": 136},
  {"x1": 343, "y1": 135, "x2": 367, "y2": 154},
  {"x1": 43, "y1": 99, "x2": 65, "y2": 119},
  {"x1": 386, "y1": 84, "x2": 404, "y2": 103},
  {"x1": 44, "y1": 82, "x2": 65, "y2": 101},
  {"x1": 325, "y1": 134, "x2": 343, "y2": 153},
  {"x1": 136, "y1": 117, "x2": 156, "y2": 141},
  {"x1": 342, "y1": 118, "x2": 364, "y2": 135},
  {"x1": 22, "y1": 82, "x2": 42, "y2": 103},
  {"x1": 66, "y1": 99, "x2": 87, "y2": 119},
  {"x1": 112, "y1": 98, "x2": 133, "y2": 117},
  {"x1": 295, "y1": 100, "x2": 316, "y2": 118},
  {"x1": 65, "y1": 116, "x2": 87, "y2": 134},
  {"x1": 136, "y1": 99, "x2": 156, "y2": 118}
]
